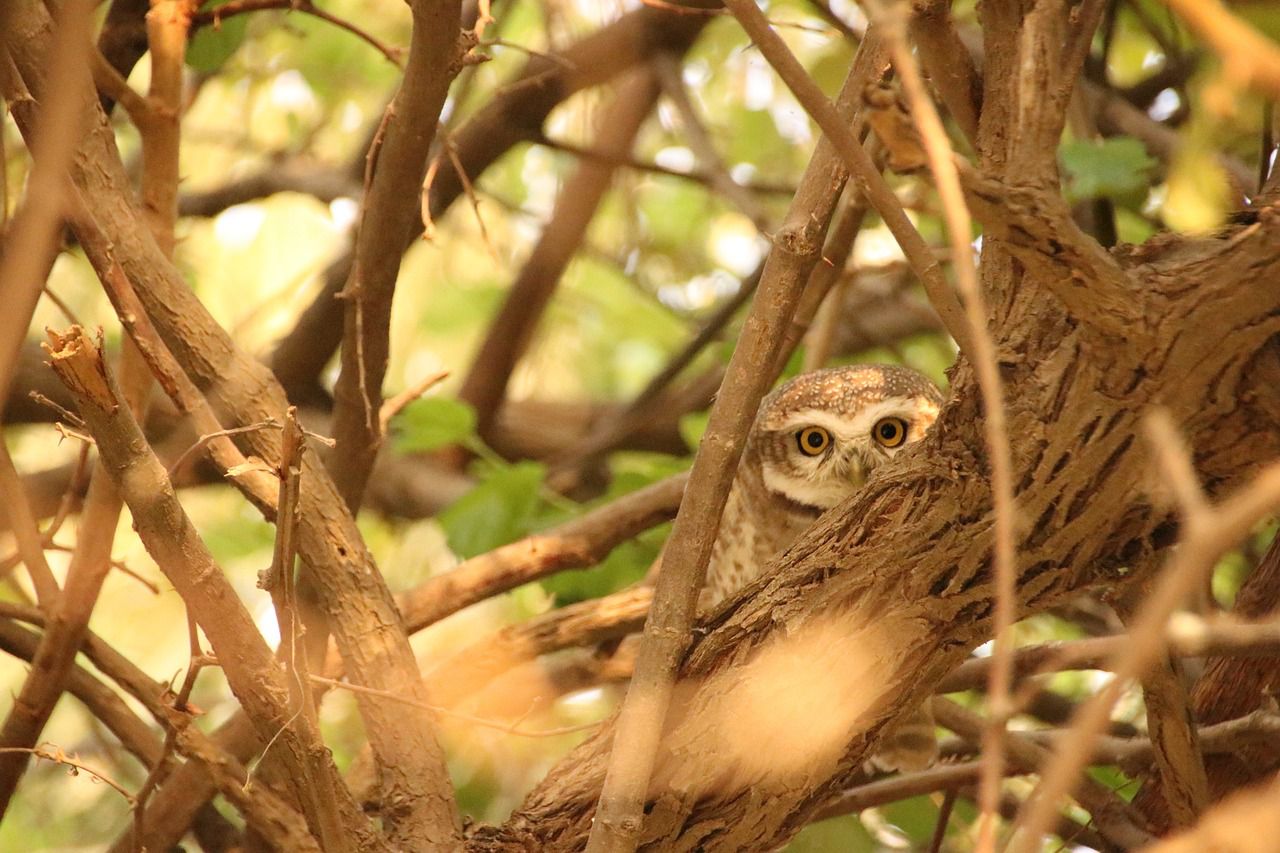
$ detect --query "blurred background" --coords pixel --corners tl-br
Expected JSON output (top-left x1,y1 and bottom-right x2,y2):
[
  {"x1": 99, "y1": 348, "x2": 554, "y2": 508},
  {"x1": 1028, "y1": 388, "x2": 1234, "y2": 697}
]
[{"x1": 2, "y1": 0, "x2": 1278, "y2": 848}]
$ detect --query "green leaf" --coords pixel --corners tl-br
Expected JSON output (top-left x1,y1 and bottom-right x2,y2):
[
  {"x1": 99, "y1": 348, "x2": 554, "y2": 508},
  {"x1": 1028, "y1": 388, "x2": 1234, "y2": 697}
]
[
  {"x1": 1060, "y1": 137, "x2": 1156, "y2": 203},
  {"x1": 784, "y1": 815, "x2": 876, "y2": 852},
  {"x1": 1087, "y1": 764, "x2": 1140, "y2": 802},
  {"x1": 540, "y1": 530, "x2": 664, "y2": 604},
  {"x1": 187, "y1": 1, "x2": 249, "y2": 73},
  {"x1": 393, "y1": 398, "x2": 477, "y2": 453},
  {"x1": 438, "y1": 461, "x2": 547, "y2": 559}
]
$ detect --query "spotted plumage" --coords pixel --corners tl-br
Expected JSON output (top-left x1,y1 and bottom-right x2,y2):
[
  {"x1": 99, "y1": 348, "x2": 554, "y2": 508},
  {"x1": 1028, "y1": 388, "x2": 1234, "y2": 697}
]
[{"x1": 703, "y1": 363, "x2": 944, "y2": 771}]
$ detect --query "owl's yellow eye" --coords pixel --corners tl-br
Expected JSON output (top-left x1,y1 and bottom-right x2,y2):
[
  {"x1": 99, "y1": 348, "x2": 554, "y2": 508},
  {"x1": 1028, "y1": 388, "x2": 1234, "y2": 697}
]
[
  {"x1": 796, "y1": 426, "x2": 832, "y2": 456},
  {"x1": 872, "y1": 417, "x2": 908, "y2": 448}
]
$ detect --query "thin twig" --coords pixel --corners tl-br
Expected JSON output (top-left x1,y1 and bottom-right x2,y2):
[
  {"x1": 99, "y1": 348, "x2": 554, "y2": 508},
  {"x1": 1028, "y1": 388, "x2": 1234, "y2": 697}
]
[
  {"x1": 193, "y1": 0, "x2": 404, "y2": 66},
  {"x1": 0, "y1": 745, "x2": 135, "y2": 805},
  {"x1": 720, "y1": 4, "x2": 974, "y2": 357},
  {"x1": 166, "y1": 420, "x2": 282, "y2": 479},
  {"x1": 259, "y1": 407, "x2": 314, "y2": 724},
  {"x1": 863, "y1": 6, "x2": 1017, "y2": 850},
  {"x1": 378, "y1": 369, "x2": 450, "y2": 433},
  {"x1": 1010, "y1": 414, "x2": 1280, "y2": 852}
]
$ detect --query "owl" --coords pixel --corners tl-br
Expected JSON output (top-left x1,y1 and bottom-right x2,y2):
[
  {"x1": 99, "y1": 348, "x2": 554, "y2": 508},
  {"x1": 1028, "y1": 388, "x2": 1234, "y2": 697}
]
[{"x1": 703, "y1": 363, "x2": 944, "y2": 772}]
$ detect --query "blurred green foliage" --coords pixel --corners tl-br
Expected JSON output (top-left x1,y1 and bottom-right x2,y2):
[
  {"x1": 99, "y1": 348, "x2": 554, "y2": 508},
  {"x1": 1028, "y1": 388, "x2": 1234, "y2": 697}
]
[
  {"x1": 1061, "y1": 137, "x2": 1157, "y2": 204},
  {"x1": 2, "y1": 0, "x2": 1278, "y2": 848}
]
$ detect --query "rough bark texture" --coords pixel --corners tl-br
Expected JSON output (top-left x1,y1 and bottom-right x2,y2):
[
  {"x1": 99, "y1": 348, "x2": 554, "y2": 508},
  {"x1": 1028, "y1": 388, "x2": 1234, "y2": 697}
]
[{"x1": 465, "y1": 147, "x2": 1280, "y2": 853}]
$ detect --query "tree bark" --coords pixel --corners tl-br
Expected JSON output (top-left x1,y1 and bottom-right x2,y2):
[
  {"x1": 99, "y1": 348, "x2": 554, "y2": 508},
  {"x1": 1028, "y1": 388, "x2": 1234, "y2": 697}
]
[{"x1": 466, "y1": 156, "x2": 1280, "y2": 853}]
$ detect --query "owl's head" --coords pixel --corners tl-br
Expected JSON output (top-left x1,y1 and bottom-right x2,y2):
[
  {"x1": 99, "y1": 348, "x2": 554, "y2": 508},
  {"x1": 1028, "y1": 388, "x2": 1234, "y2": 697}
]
[{"x1": 747, "y1": 364, "x2": 943, "y2": 511}]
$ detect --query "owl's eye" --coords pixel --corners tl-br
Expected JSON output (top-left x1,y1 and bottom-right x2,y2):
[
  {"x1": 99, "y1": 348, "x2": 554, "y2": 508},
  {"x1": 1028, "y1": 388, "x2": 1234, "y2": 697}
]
[
  {"x1": 796, "y1": 426, "x2": 832, "y2": 456},
  {"x1": 872, "y1": 417, "x2": 908, "y2": 448}
]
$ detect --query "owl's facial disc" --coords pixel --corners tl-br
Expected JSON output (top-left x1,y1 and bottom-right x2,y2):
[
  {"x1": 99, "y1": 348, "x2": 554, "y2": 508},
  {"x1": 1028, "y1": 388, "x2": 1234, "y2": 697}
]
[{"x1": 757, "y1": 397, "x2": 938, "y2": 511}]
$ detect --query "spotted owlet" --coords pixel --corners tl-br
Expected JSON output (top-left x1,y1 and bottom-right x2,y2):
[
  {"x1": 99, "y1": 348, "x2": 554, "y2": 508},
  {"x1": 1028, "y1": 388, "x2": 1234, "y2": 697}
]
[{"x1": 703, "y1": 363, "x2": 944, "y2": 772}]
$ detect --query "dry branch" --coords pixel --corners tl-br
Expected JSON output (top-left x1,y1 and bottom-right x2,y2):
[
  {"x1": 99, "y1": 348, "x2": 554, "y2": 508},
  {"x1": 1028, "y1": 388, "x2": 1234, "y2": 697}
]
[
  {"x1": 41, "y1": 326, "x2": 371, "y2": 851},
  {"x1": 327, "y1": 0, "x2": 466, "y2": 513},
  {"x1": 270, "y1": 0, "x2": 716, "y2": 396},
  {"x1": 872, "y1": 10, "x2": 1016, "y2": 842},
  {"x1": 6, "y1": 2, "x2": 467, "y2": 838},
  {"x1": 0, "y1": 609, "x2": 320, "y2": 851},
  {"x1": 400, "y1": 473, "x2": 686, "y2": 632},
  {"x1": 586, "y1": 33, "x2": 891, "y2": 849}
]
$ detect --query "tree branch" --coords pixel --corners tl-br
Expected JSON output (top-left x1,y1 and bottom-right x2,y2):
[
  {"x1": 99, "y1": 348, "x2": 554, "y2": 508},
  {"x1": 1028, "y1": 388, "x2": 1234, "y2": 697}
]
[
  {"x1": 586, "y1": 34, "x2": 887, "y2": 849},
  {"x1": 327, "y1": 0, "x2": 466, "y2": 511},
  {"x1": 42, "y1": 326, "x2": 372, "y2": 850},
  {"x1": 400, "y1": 473, "x2": 686, "y2": 632},
  {"x1": 720, "y1": 7, "x2": 972, "y2": 356},
  {"x1": 4, "y1": 3, "x2": 465, "y2": 843}
]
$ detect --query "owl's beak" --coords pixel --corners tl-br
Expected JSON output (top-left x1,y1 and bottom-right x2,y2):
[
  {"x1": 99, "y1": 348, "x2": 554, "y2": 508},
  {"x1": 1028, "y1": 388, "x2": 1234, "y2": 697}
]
[{"x1": 846, "y1": 458, "x2": 866, "y2": 488}]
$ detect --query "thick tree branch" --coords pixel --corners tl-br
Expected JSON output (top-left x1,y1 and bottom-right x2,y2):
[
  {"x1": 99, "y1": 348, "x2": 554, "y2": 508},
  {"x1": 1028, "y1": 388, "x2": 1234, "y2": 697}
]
[{"x1": 907, "y1": 0, "x2": 981, "y2": 145}]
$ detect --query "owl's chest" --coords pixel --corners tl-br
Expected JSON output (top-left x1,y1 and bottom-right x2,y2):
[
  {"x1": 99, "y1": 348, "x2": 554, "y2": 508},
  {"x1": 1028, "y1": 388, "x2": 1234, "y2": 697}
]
[{"x1": 705, "y1": 481, "x2": 814, "y2": 604}]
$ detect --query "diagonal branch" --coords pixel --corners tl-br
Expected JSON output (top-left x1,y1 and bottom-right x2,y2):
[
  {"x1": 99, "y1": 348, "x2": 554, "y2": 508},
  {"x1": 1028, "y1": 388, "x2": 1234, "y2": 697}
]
[
  {"x1": 400, "y1": 472, "x2": 686, "y2": 632},
  {"x1": 585, "y1": 32, "x2": 890, "y2": 851},
  {"x1": 43, "y1": 326, "x2": 373, "y2": 851},
  {"x1": 720, "y1": 5, "x2": 972, "y2": 357},
  {"x1": 270, "y1": 0, "x2": 717, "y2": 397}
]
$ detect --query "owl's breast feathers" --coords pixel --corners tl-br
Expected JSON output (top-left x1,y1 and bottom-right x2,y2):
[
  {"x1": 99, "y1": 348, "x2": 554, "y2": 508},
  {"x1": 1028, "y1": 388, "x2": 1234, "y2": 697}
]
[{"x1": 704, "y1": 457, "x2": 818, "y2": 606}]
